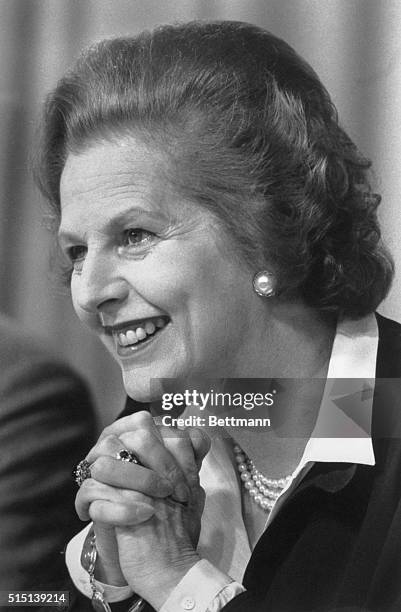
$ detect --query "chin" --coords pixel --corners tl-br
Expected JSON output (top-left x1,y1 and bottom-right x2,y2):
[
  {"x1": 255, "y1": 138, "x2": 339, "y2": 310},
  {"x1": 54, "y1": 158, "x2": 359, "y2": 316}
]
[
  {"x1": 123, "y1": 378, "x2": 159, "y2": 403},
  {"x1": 122, "y1": 366, "x2": 196, "y2": 404}
]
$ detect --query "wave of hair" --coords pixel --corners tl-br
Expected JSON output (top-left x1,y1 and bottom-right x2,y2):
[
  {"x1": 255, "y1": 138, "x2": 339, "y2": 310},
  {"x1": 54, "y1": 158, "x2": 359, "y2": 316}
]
[{"x1": 34, "y1": 21, "x2": 394, "y2": 316}]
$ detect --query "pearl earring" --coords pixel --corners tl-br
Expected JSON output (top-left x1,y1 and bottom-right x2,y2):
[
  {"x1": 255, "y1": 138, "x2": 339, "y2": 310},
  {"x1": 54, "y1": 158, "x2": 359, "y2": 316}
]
[{"x1": 253, "y1": 270, "x2": 276, "y2": 297}]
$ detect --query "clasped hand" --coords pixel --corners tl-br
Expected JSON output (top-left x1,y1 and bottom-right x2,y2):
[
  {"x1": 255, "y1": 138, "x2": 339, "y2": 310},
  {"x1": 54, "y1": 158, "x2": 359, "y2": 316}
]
[{"x1": 75, "y1": 411, "x2": 210, "y2": 610}]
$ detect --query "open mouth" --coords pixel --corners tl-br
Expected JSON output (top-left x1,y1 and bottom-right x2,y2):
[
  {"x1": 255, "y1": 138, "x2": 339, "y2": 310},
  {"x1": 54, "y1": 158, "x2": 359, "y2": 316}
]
[{"x1": 106, "y1": 316, "x2": 170, "y2": 352}]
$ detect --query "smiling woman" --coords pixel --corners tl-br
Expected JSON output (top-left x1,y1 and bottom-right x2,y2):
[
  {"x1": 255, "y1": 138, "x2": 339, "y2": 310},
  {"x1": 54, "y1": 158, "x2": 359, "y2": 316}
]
[
  {"x1": 35, "y1": 20, "x2": 401, "y2": 612},
  {"x1": 58, "y1": 138, "x2": 264, "y2": 401}
]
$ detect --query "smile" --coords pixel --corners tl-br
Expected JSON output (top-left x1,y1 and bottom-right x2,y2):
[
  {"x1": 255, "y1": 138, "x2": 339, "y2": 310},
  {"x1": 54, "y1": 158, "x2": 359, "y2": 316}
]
[{"x1": 105, "y1": 316, "x2": 170, "y2": 355}]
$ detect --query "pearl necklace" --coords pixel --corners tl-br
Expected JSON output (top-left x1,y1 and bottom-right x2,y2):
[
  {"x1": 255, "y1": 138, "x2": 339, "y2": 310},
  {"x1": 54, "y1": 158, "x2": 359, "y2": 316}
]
[{"x1": 233, "y1": 444, "x2": 292, "y2": 512}]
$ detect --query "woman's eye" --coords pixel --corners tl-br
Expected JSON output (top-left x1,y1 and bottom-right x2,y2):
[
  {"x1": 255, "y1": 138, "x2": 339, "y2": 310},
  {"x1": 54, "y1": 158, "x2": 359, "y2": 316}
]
[
  {"x1": 123, "y1": 228, "x2": 154, "y2": 246},
  {"x1": 67, "y1": 245, "x2": 87, "y2": 271}
]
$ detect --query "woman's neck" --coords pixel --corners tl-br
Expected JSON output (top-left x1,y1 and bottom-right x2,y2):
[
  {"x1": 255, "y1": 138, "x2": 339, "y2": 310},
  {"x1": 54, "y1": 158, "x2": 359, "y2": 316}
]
[
  {"x1": 226, "y1": 376, "x2": 328, "y2": 478},
  {"x1": 225, "y1": 304, "x2": 336, "y2": 477},
  {"x1": 240, "y1": 302, "x2": 336, "y2": 379}
]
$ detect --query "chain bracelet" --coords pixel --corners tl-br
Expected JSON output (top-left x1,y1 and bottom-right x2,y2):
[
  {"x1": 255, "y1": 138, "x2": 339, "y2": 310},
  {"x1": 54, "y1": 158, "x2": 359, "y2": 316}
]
[{"x1": 81, "y1": 528, "x2": 145, "y2": 612}]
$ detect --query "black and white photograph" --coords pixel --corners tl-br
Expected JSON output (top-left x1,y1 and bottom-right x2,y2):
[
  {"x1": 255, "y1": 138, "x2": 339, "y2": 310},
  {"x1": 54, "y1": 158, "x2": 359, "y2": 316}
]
[{"x1": 0, "y1": 2, "x2": 400, "y2": 611}]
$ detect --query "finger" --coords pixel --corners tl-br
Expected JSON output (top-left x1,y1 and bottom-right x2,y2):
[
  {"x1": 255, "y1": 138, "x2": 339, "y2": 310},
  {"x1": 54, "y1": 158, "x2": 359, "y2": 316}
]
[
  {"x1": 157, "y1": 426, "x2": 199, "y2": 488},
  {"x1": 85, "y1": 422, "x2": 175, "y2": 499},
  {"x1": 76, "y1": 478, "x2": 154, "y2": 522},
  {"x1": 188, "y1": 428, "x2": 211, "y2": 469},
  {"x1": 86, "y1": 434, "x2": 124, "y2": 464},
  {"x1": 90, "y1": 455, "x2": 173, "y2": 498},
  {"x1": 88, "y1": 500, "x2": 155, "y2": 526},
  {"x1": 94, "y1": 411, "x2": 188, "y2": 494},
  {"x1": 118, "y1": 428, "x2": 190, "y2": 503},
  {"x1": 97, "y1": 411, "x2": 155, "y2": 442},
  {"x1": 93, "y1": 411, "x2": 191, "y2": 502},
  {"x1": 157, "y1": 426, "x2": 210, "y2": 484}
]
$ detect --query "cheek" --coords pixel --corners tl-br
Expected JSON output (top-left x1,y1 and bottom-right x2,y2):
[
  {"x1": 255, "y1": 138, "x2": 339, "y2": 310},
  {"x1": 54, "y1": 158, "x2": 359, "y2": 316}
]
[
  {"x1": 129, "y1": 252, "x2": 208, "y2": 311},
  {"x1": 70, "y1": 284, "x2": 80, "y2": 318},
  {"x1": 139, "y1": 245, "x2": 249, "y2": 317},
  {"x1": 70, "y1": 279, "x2": 84, "y2": 322}
]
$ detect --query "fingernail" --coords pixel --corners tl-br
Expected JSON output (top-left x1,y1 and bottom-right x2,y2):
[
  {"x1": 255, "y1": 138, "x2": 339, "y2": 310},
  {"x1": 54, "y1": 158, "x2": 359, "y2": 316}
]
[
  {"x1": 173, "y1": 482, "x2": 190, "y2": 503},
  {"x1": 136, "y1": 504, "x2": 154, "y2": 522}
]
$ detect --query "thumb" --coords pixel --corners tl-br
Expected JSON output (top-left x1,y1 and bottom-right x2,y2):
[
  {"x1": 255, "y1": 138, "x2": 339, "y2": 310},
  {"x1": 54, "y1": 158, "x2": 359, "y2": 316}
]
[{"x1": 188, "y1": 428, "x2": 211, "y2": 469}]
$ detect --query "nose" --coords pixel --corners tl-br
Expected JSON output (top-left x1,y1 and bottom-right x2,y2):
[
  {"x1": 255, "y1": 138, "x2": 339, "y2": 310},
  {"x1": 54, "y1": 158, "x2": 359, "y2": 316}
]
[{"x1": 72, "y1": 249, "x2": 129, "y2": 316}]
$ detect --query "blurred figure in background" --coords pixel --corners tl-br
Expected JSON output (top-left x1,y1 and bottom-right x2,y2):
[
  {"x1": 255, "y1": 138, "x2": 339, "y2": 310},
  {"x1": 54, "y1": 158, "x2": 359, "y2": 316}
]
[{"x1": 0, "y1": 312, "x2": 96, "y2": 609}]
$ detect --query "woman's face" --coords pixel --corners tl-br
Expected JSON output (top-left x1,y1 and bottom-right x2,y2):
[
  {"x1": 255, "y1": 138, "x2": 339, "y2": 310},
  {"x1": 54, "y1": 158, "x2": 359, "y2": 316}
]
[{"x1": 59, "y1": 137, "x2": 269, "y2": 400}]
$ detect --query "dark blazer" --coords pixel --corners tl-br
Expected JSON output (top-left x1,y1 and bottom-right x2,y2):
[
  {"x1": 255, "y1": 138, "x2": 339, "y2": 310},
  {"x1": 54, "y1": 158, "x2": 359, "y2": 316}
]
[{"x1": 0, "y1": 314, "x2": 96, "y2": 610}]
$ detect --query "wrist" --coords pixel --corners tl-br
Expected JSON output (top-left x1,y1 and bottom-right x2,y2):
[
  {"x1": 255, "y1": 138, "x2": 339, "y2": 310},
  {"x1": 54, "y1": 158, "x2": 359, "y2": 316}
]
[{"x1": 142, "y1": 554, "x2": 201, "y2": 611}]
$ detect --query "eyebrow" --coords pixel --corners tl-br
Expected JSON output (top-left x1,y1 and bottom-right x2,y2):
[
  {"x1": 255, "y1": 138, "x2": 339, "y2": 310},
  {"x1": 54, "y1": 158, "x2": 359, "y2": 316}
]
[{"x1": 58, "y1": 205, "x2": 167, "y2": 245}]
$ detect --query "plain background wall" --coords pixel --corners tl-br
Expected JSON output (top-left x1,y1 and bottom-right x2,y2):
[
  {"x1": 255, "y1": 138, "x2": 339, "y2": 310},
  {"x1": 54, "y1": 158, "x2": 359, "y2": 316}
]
[{"x1": 0, "y1": 0, "x2": 399, "y2": 428}]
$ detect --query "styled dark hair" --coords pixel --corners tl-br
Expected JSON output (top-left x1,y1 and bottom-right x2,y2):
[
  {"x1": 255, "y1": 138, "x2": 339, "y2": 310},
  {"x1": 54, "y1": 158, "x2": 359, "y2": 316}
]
[{"x1": 35, "y1": 20, "x2": 394, "y2": 318}]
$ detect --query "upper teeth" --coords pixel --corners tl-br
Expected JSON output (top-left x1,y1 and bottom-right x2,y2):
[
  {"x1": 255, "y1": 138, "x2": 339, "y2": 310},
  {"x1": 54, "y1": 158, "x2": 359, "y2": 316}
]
[{"x1": 117, "y1": 317, "x2": 166, "y2": 346}]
